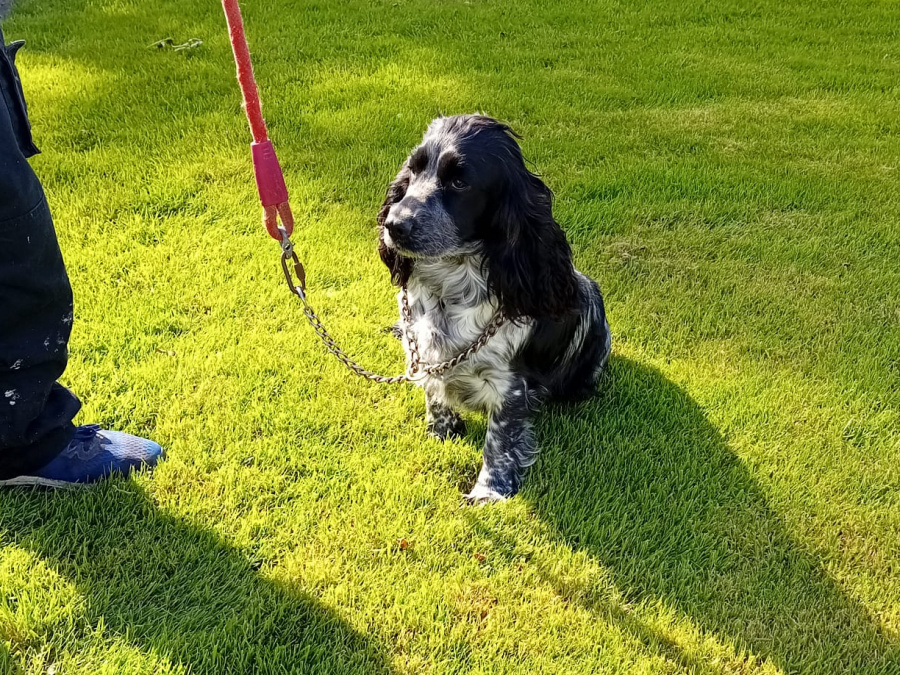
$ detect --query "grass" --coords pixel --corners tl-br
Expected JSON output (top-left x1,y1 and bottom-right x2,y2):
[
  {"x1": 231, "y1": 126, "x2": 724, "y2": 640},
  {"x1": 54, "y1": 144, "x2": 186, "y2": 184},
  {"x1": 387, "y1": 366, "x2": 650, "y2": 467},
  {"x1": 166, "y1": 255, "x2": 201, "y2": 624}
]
[{"x1": 1, "y1": 0, "x2": 899, "y2": 672}]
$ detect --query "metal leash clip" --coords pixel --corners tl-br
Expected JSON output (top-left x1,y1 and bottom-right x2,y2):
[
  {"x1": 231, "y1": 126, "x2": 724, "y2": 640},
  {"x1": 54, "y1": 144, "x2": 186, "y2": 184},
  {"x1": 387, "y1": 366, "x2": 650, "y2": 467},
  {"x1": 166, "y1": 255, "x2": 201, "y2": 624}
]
[{"x1": 279, "y1": 228, "x2": 306, "y2": 299}]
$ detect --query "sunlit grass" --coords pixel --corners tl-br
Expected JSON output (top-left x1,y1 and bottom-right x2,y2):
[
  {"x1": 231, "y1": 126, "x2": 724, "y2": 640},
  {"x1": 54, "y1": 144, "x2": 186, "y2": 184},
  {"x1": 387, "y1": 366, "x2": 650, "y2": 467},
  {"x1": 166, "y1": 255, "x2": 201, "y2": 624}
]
[{"x1": 1, "y1": 0, "x2": 898, "y2": 673}]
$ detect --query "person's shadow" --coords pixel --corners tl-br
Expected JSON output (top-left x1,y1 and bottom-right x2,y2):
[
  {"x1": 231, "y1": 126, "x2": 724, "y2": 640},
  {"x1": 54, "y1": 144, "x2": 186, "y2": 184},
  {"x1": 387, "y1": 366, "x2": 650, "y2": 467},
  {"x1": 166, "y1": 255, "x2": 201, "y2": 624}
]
[
  {"x1": 514, "y1": 356, "x2": 899, "y2": 673},
  {"x1": 0, "y1": 486, "x2": 392, "y2": 674},
  {"x1": 3, "y1": 362, "x2": 898, "y2": 674}
]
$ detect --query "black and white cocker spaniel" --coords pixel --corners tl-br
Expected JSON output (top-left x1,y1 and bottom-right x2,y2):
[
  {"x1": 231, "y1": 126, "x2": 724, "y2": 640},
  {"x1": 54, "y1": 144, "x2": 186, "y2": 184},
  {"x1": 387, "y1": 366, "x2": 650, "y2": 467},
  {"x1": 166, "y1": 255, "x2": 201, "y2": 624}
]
[{"x1": 378, "y1": 114, "x2": 611, "y2": 502}]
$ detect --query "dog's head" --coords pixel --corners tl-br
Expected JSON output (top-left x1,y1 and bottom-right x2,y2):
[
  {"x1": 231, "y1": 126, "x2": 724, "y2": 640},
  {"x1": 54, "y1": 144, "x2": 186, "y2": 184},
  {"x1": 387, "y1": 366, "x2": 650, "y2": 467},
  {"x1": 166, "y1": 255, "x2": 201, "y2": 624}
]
[{"x1": 377, "y1": 114, "x2": 578, "y2": 319}]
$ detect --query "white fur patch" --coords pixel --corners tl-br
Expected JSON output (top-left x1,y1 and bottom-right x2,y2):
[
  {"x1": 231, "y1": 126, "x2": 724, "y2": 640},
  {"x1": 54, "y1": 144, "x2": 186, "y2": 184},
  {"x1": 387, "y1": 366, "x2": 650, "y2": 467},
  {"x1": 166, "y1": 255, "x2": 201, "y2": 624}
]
[{"x1": 402, "y1": 256, "x2": 531, "y2": 415}]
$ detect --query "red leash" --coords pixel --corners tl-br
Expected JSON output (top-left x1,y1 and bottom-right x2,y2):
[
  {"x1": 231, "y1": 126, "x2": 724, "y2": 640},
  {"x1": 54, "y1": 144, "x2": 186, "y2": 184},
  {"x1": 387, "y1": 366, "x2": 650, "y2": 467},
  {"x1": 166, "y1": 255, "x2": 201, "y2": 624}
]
[
  {"x1": 221, "y1": 0, "x2": 294, "y2": 240},
  {"x1": 218, "y1": 0, "x2": 496, "y2": 385}
]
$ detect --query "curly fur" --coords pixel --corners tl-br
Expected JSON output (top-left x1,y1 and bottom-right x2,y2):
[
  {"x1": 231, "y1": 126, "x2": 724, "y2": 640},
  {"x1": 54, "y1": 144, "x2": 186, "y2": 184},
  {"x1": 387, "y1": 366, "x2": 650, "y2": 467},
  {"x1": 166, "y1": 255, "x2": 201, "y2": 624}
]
[{"x1": 377, "y1": 114, "x2": 611, "y2": 502}]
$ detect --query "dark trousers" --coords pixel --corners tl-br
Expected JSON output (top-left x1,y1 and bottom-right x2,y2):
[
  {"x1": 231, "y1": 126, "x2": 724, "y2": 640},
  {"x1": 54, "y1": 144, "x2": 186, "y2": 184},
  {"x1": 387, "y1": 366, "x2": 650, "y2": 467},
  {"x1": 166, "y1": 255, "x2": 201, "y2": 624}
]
[{"x1": 0, "y1": 26, "x2": 80, "y2": 479}]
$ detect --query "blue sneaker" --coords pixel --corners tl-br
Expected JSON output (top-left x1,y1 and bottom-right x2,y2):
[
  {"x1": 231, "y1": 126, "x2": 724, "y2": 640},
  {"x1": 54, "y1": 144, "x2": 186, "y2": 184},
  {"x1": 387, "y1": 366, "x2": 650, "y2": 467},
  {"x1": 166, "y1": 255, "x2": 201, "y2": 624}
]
[{"x1": 0, "y1": 424, "x2": 163, "y2": 488}]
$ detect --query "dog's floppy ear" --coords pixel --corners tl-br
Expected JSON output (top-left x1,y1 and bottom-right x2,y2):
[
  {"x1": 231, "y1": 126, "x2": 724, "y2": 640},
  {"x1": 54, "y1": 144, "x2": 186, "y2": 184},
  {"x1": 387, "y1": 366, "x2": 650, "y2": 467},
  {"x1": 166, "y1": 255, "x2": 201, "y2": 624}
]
[
  {"x1": 483, "y1": 169, "x2": 579, "y2": 320},
  {"x1": 377, "y1": 162, "x2": 414, "y2": 286}
]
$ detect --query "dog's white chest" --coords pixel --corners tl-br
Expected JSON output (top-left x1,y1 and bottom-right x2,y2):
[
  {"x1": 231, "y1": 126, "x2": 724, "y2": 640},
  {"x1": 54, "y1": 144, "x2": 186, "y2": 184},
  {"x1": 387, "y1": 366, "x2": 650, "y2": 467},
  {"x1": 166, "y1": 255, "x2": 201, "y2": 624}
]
[{"x1": 400, "y1": 277, "x2": 526, "y2": 414}]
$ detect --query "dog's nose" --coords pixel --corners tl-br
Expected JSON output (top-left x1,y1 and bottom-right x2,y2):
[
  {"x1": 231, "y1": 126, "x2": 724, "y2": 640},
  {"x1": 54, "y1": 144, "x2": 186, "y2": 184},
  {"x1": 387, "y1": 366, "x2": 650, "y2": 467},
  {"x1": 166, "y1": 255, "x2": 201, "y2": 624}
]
[{"x1": 384, "y1": 209, "x2": 415, "y2": 240}]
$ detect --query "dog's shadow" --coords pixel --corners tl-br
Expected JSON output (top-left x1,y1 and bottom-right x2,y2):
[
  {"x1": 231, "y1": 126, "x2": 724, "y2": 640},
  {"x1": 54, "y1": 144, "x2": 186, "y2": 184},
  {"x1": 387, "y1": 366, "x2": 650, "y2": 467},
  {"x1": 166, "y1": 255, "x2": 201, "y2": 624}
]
[
  {"x1": 517, "y1": 356, "x2": 898, "y2": 673},
  {"x1": 0, "y1": 486, "x2": 392, "y2": 675}
]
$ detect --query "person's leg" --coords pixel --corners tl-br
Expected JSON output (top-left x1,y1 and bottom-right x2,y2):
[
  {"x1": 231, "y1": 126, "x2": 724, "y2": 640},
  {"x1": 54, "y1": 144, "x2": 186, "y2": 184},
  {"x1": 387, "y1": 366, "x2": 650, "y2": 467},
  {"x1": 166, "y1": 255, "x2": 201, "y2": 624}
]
[
  {"x1": 0, "y1": 28, "x2": 162, "y2": 486},
  {"x1": 0, "y1": 29, "x2": 81, "y2": 479}
]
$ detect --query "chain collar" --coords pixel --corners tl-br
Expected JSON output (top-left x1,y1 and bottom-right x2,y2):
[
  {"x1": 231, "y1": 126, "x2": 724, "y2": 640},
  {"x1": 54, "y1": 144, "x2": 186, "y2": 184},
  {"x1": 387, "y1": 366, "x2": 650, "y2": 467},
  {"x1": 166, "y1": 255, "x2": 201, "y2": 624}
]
[
  {"x1": 283, "y1": 239, "x2": 506, "y2": 383},
  {"x1": 399, "y1": 285, "x2": 506, "y2": 379}
]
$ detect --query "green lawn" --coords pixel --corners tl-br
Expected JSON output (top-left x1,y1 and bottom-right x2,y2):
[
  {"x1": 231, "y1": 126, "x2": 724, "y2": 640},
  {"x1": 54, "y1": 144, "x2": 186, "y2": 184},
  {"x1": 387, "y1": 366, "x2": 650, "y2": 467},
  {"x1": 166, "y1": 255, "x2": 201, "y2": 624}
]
[{"x1": 2, "y1": 0, "x2": 900, "y2": 672}]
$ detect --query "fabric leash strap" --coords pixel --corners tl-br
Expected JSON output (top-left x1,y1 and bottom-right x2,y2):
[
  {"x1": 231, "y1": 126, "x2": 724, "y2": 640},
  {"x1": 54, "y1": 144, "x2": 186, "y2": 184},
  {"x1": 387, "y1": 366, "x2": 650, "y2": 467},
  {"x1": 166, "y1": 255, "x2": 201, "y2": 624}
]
[
  {"x1": 221, "y1": 0, "x2": 294, "y2": 240},
  {"x1": 218, "y1": 1, "x2": 504, "y2": 385}
]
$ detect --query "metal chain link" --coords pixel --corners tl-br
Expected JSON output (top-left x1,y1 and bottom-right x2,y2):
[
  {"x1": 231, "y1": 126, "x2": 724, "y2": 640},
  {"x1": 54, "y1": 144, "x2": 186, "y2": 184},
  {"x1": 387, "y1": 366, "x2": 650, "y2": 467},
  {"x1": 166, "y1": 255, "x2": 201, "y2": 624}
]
[
  {"x1": 296, "y1": 294, "x2": 412, "y2": 384},
  {"x1": 280, "y1": 237, "x2": 505, "y2": 384}
]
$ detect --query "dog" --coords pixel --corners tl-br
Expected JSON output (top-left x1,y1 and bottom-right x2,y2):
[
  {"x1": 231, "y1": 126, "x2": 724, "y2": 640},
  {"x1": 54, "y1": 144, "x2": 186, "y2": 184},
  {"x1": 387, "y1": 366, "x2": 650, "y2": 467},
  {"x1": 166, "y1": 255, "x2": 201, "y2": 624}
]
[{"x1": 377, "y1": 114, "x2": 611, "y2": 502}]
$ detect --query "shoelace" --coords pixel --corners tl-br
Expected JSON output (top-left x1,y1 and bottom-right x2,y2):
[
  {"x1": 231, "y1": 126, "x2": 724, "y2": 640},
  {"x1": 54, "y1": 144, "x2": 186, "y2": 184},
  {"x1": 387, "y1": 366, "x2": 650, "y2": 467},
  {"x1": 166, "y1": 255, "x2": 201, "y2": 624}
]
[
  {"x1": 72, "y1": 423, "x2": 101, "y2": 442},
  {"x1": 62, "y1": 424, "x2": 103, "y2": 460}
]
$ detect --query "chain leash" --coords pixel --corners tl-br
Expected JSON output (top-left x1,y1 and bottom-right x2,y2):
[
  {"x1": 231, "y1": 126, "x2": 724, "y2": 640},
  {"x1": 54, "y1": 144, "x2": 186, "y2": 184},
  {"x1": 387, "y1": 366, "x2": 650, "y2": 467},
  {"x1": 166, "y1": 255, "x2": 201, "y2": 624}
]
[{"x1": 280, "y1": 235, "x2": 506, "y2": 385}]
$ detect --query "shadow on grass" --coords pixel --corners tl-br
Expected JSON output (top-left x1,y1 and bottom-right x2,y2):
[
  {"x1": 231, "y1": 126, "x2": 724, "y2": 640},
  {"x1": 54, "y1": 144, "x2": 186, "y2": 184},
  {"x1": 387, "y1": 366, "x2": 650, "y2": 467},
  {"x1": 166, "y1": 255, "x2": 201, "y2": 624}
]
[
  {"x1": 519, "y1": 356, "x2": 899, "y2": 673},
  {"x1": 0, "y1": 643, "x2": 19, "y2": 675},
  {"x1": 0, "y1": 486, "x2": 392, "y2": 674}
]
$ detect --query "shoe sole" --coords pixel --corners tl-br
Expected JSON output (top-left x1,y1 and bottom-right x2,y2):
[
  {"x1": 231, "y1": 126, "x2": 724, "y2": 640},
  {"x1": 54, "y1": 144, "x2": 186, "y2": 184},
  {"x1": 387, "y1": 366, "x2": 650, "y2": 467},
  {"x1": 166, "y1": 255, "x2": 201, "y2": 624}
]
[{"x1": 0, "y1": 475, "x2": 84, "y2": 489}]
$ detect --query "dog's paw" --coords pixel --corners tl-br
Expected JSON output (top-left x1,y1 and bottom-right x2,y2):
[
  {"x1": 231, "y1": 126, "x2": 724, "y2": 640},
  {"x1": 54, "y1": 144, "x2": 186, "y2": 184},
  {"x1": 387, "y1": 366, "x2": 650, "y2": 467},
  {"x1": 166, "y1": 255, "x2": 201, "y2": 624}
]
[
  {"x1": 427, "y1": 415, "x2": 466, "y2": 442},
  {"x1": 429, "y1": 428, "x2": 459, "y2": 442},
  {"x1": 465, "y1": 483, "x2": 509, "y2": 505},
  {"x1": 382, "y1": 323, "x2": 403, "y2": 339},
  {"x1": 428, "y1": 424, "x2": 466, "y2": 442}
]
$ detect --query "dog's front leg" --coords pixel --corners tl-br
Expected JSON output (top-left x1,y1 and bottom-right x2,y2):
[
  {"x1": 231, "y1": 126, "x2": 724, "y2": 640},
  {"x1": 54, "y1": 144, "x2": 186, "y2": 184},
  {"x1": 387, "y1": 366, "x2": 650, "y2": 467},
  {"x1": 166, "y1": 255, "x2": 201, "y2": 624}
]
[
  {"x1": 467, "y1": 383, "x2": 537, "y2": 503},
  {"x1": 425, "y1": 389, "x2": 466, "y2": 440}
]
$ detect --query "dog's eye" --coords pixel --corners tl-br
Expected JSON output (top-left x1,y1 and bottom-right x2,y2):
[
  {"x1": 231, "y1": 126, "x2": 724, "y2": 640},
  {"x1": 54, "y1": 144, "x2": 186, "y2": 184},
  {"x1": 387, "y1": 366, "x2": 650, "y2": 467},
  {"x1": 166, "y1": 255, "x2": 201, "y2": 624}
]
[{"x1": 449, "y1": 177, "x2": 468, "y2": 190}]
